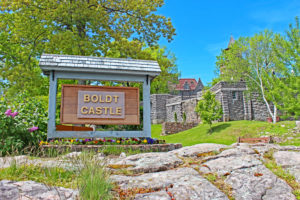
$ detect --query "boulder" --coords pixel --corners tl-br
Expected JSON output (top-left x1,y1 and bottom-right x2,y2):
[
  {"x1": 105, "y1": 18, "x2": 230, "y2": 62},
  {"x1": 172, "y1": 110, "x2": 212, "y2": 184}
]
[
  {"x1": 109, "y1": 152, "x2": 183, "y2": 173},
  {"x1": 199, "y1": 148, "x2": 296, "y2": 200},
  {"x1": 170, "y1": 143, "x2": 228, "y2": 157},
  {"x1": 296, "y1": 121, "x2": 300, "y2": 130},
  {"x1": 111, "y1": 167, "x2": 229, "y2": 200},
  {"x1": 0, "y1": 180, "x2": 78, "y2": 200},
  {"x1": 0, "y1": 156, "x2": 29, "y2": 169},
  {"x1": 135, "y1": 191, "x2": 171, "y2": 200},
  {"x1": 273, "y1": 151, "x2": 300, "y2": 183}
]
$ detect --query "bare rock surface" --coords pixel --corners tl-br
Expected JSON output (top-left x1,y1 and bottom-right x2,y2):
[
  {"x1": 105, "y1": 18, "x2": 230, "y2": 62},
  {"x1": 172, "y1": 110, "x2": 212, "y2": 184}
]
[
  {"x1": 1, "y1": 143, "x2": 300, "y2": 199},
  {"x1": 274, "y1": 151, "x2": 300, "y2": 182},
  {"x1": 111, "y1": 167, "x2": 229, "y2": 200},
  {"x1": 134, "y1": 191, "x2": 171, "y2": 200},
  {"x1": 0, "y1": 156, "x2": 29, "y2": 169},
  {"x1": 170, "y1": 143, "x2": 228, "y2": 157},
  {"x1": 0, "y1": 180, "x2": 78, "y2": 200},
  {"x1": 109, "y1": 152, "x2": 183, "y2": 173},
  {"x1": 199, "y1": 146, "x2": 296, "y2": 200}
]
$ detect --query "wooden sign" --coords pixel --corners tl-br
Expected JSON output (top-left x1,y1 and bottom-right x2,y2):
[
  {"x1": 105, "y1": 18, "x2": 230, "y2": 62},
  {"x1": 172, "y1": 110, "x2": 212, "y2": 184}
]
[{"x1": 60, "y1": 85, "x2": 139, "y2": 125}]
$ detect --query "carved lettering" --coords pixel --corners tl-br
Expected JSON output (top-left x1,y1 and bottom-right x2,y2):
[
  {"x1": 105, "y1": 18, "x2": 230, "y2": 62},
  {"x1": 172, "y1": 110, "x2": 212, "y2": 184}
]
[
  {"x1": 81, "y1": 106, "x2": 88, "y2": 114},
  {"x1": 84, "y1": 94, "x2": 90, "y2": 102}
]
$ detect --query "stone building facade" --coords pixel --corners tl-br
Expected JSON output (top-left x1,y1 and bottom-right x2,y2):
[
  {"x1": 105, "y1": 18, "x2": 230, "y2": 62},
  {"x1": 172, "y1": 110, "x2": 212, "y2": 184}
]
[
  {"x1": 150, "y1": 94, "x2": 176, "y2": 124},
  {"x1": 151, "y1": 81, "x2": 271, "y2": 124}
]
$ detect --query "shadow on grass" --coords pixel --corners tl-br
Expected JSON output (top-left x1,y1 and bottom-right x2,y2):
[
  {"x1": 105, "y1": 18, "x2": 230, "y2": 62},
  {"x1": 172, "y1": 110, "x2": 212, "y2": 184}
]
[{"x1": 207, "y1": 123, "x2": 231, "y2": 134}]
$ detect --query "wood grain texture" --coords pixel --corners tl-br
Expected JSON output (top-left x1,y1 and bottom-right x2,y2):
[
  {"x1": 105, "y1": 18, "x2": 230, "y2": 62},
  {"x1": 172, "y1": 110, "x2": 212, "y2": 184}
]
[{"x1": 60, "y1": 84, "x2": 139, "y2": 125}]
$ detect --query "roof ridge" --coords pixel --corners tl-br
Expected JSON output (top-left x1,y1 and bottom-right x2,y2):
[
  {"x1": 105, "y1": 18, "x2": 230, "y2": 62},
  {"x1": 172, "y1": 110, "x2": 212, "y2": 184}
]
[{"x1": 41, "y1": 54, "x2": 157, "y2": 63}]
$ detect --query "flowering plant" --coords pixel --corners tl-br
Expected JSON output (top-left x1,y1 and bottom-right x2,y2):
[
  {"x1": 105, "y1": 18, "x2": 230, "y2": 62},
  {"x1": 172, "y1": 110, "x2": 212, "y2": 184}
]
[
  {"x1": 0, "y1": 94, "x2": 47, "y2": 155},
  {"x1": 42, "y1": 137, "x2": 165, "y2": 146}
]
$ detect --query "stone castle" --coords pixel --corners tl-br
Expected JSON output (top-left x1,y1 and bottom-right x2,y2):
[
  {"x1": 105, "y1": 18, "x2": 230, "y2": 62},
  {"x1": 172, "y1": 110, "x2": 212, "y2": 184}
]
[
  {"x1": 150, "y1": 80, "x2": 271, "y2": 124},
  {"x1": 150, "y1": 37, "x2": 271, "y2": 124}
]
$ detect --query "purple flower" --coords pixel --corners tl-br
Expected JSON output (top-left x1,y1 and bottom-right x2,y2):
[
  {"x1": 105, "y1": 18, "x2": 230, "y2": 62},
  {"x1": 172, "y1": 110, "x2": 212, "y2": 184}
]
[
  {"x1": 4, "y1": 109, "x2": 12, "y2": 116},
  {"x1": 28, "y1": 126, "x2": 39, "y2": 132},
  {"x1": 10, "y1": 112, "x2": 18, "y2": 118}
]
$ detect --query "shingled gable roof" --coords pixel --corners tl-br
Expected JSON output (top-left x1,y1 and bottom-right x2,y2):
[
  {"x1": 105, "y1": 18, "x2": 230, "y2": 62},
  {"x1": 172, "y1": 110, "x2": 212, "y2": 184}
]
[
  {"x1": 175, "y1": 78, "x2": 198, "y2": 90},
  {"x1": 39, "y1": 54, "x2": 161, "y2": 78}
]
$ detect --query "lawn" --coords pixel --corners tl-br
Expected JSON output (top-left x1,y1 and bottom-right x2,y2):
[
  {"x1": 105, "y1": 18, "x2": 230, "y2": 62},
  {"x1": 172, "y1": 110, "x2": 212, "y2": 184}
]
[{"x1": 151, "y1": 120, "x2": 297, "y2": 146}]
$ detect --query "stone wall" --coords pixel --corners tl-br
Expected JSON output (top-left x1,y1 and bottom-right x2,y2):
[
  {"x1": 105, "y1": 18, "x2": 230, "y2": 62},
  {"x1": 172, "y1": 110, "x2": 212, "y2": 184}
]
[
  {"x1": 182, "y1": 98, "x2": 199, "y2": 123},
  {"x1": 150, "y1": 94, "x2": 176, "y2": 124},
  {"x1": 166, "y1": 96, "x2": 183, "y2": 122},
  {"x1": 161, "y1": 122, "x2": 198, "y2": 135},
  {"x1": 225, "y1": 90, "x2": 245, "y2": 121},
  {"x1": 250, "y1": 93, "x2": 273, "y2": 121},
  {"x1": 210, "y1": 82, "x2": 249, "y2": 121},
  {"x1": 42, "y1": 143, "x2": 183, "y2": 153}
]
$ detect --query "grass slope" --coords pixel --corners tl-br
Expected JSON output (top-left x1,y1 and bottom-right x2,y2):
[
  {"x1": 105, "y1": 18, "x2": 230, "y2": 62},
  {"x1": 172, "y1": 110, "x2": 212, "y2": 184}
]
[{"x1": 152, "y1": 121, "x2": 296, "y2": 146}]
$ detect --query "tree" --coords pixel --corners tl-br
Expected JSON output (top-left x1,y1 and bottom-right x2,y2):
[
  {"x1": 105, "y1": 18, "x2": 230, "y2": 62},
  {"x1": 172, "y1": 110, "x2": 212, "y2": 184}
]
[
  {"x1": 105, "y1": 39, "x2": 179, "y2": 94},
  {"x1": 272, "y1": 17, "x2": 300, "y2": 118},
  {"x1": 195, "y1": 90, "x2": 223, "y2": 133},
  {"x1": 0, "y1": 0, "x2": 176, "y2": 97},
  {"x1": 216, "y1": 30, "x2": 280, "y2": 123}
]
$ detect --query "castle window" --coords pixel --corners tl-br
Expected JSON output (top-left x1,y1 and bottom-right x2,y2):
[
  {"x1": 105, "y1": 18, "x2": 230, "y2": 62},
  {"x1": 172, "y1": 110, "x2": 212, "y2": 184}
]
[
  {"x1": 183, "y1": 81, "x2": 190, "y2": 90},
  {"x1": 172, "y1": 105, "x2": 175, "y2": 112},
  {"x1": 232, "y1": 91, "x2": 238, "y2": 100}
]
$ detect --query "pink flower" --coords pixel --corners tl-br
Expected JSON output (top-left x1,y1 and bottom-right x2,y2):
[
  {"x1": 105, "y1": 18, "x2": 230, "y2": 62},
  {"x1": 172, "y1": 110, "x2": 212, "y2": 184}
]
[
  {"x1": 28, "y1": 126, "x2": 39, "y2": 132},
  {"x1": 4, "y1": 109, "x2": 12, "y2": 116},
  {"x1": 10, "y1": 112, "x2": 18, "y2": 118}
]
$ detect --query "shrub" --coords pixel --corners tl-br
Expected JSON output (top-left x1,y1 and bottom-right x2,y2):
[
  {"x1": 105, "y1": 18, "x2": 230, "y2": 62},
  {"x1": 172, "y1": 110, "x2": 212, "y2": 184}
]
[
  {"x1": 195, "y1": 90, "x2": 223, "y2": 133},
  {"x1": 0, "y1": 93, "x2": 47, "y2": 156},
  {"x1": 183, "y1": 112, "x2": 187, "y2": 124}
]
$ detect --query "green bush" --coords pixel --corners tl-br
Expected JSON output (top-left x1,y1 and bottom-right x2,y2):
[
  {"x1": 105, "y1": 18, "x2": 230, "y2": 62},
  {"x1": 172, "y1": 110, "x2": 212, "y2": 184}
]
[{"x1": 0, "y1": 93, "x2": 47, "y2": 156}]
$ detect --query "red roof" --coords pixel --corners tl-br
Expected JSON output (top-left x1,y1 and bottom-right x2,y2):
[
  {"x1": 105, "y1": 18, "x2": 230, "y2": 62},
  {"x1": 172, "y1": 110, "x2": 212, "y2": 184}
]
[{"x1": 175, "y1": 78, "x2": 198, "y2": 90}]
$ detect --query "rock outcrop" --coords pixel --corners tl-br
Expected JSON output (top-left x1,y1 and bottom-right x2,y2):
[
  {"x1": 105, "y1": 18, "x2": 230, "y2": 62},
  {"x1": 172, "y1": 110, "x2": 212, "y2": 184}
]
[
  {"x1": 0, "y1": 143, "x2": 300, "y2": 200},
  {"x1": 0, "y1": 180, "x2": 78, "y2": 200}
]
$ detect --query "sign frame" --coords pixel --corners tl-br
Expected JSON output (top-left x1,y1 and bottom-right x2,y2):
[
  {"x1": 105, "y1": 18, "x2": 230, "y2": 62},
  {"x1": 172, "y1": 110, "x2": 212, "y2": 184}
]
[
  {"x1": 60, "y1": 84, "x2": 140, "y2": 125},
  {"x1": 39, "y1": 54, "x2": 161, "y2": 139}
]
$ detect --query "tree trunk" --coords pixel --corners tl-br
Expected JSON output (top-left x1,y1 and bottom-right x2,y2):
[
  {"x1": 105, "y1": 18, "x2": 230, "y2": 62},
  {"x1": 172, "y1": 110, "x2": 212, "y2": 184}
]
[{"x1": 272, "y1": 104, "x2": 277, "y2": 124}]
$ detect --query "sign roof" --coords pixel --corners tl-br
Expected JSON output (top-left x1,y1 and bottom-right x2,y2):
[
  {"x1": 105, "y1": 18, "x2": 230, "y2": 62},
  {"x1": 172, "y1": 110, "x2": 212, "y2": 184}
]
[{"x1": 39, "y1": 54, "x2": 161, "y2": 77}]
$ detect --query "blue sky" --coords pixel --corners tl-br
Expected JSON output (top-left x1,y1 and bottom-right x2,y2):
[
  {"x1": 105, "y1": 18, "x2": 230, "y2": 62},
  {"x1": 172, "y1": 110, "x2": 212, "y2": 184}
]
[{"x1": 158, "y1": 0, "x2": 300, "y2": 85}]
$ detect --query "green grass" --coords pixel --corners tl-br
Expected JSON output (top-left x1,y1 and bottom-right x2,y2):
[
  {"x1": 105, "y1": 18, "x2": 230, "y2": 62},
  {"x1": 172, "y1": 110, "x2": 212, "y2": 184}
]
[
  {"x1": 0, "y1": 151, "x2": 114, "y2": 199},
  {"x1": 0, "y1": 163, "x2": 77, "y2": 189},
  {"x1": 263, "y1": 150, "x2": 300, "y2": 199},
  {"x1": 77, "y1": 152, "x2": 113, "y2": 200},
  {"x1": 152, "y1": 120, "x2": 297, "y2": 146}
]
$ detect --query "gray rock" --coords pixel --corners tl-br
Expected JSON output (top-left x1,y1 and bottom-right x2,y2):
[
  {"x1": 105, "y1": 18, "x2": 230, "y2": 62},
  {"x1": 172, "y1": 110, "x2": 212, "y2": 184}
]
[
  {"x1": 274, "y1": 151, "x2": 300, "y2": 183},
  {"x1": 199, "y1": 148, "x2": 296, "y2": 200},
  {"x1": 135, "y1": 191, "x2": 171, "y2": 200},
  {"x1": 0, "y1": 180, "x2": 78, "y2": 200},
  {"x1": 296, "y1": 121, "x2": 300, "y2": 129},
  {"x1": 170, "y1": 143, "x2": 228, "y2": 157},
  {"x1": 200, "y1": 154, "x2": 262, "y2": 175},
  {"x1": 0, "y1": 156, "x2": 29, "y2": 169},
  {"x1": 109, "y1": 152, "x2": 183, "y2": 173},
  {"x1": 61, "y1": 152, "x2": 82, "y2": 159},
  {"x1": 119, "y1": 152, "x2": 126, "y2": 158},
  {"x1": 111, "y1": 167, "x2": 229, "y2": 200},
  {"x1": 226, "y1": 166, "x2": 295, "y2": 200}
]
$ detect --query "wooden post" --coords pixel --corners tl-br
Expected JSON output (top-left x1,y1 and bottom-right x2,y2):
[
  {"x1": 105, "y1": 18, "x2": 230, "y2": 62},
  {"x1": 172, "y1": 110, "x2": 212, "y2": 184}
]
[
  {"x1": 143, "y1": 75, "x2": 151, "y2": 137},
  {"x1": 47, "y1": 70, "x2": 57, "y2": 139}
]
